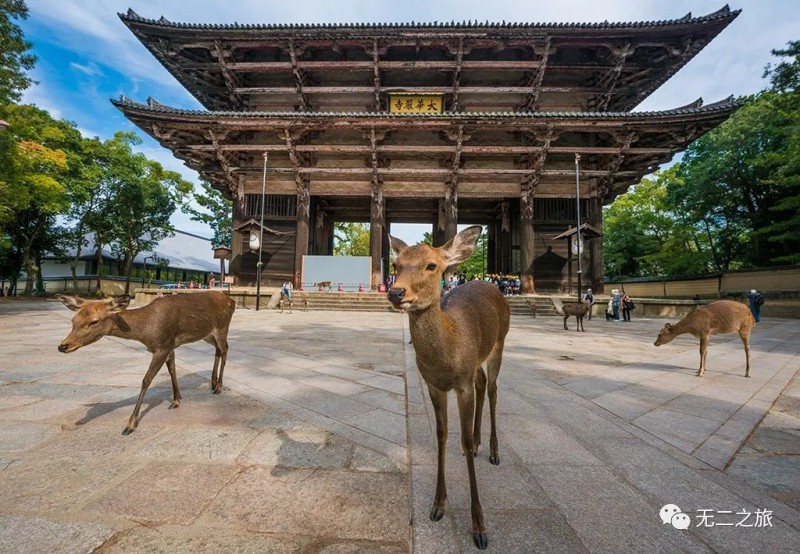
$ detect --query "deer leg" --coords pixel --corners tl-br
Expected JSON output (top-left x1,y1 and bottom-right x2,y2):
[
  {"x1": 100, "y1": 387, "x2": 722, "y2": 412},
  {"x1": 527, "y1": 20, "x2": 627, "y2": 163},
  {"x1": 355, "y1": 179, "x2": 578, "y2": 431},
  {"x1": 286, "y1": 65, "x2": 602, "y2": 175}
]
[
  {"x1": 166, "y1": 350, "x2": 181, "y2": 409},
  {"x1": 579, "y1": 316, "x2": 585, "y2": 332},
  {"x1": 697, "y1": 335, "x2": 709, "y2": 377},
  {"x1": 457, "y1": 387, "x2": 488, "y2": 549},
  {"x1": 123, "y1": 349, "x2": 169, "y2": 435},
  {"x1": 486, "y1": 343, "x2": 503, "y2": 466},
  {"x1": 740, "y1": 328, "x2": 751, "y2": 378},
  {"x1": 563, "y1": 314, "x2": 569, "y2": 330},
  {"x1": 210, "y1": 346, "x2": 221, "y2": 391},
  {"x1": 473, "y1": 367, "x2": 487, "y2": 456},
  {"x1": 427, "y1": 385, "x2": 448, "y2": 522},
  {"x1": 214, "y1": 338, "x2": 229, "y2": 394}
]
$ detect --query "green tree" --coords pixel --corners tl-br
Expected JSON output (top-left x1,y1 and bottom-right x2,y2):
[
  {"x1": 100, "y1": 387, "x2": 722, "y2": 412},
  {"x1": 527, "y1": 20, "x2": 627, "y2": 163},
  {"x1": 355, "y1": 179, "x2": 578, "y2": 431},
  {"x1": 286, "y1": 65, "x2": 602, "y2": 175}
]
[
  {"x1": 0, "y1": 0, "x2": 36, "y2": 105},
  {"x1": 454, "y1": 228, "x2": 487, "y2": 277},
  {"x1": 604, "y1": 169, "x2": 714, "y2": 278},
  {"x1": 333, "y1": 222, "x2": 370, "y2": 256},
  {"x1": 182, "y1": 180, "x2": 232, "y2": 247},
  {"x1": 0, "y1": 104, "x2": 79, "y2": 294},
  {"x1": 104, "y1": 134, "x2": 193, "y2": 293}
]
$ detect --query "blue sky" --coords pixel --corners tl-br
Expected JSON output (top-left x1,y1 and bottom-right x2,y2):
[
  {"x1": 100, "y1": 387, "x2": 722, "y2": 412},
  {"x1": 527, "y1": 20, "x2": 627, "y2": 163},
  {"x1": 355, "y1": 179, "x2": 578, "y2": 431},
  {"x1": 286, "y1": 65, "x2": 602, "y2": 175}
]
[{"x1": 19, "y1": 0, "x2": 800, "y2": 243}]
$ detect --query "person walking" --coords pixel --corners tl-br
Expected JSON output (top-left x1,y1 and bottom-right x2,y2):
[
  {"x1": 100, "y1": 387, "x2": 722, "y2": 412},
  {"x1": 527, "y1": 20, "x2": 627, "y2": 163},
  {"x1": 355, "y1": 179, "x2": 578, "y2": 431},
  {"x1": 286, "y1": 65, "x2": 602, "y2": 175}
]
[
  {"x1": 747, "y1": 288, "x2": 764, "y2": 322},
  {"x1": 621, "y1": 292, "x2": 634, "y2": 322},
  {"x1": 281, "y1": 280, "x2": 293, "y2": 302},
  {"x1": 583, "y1": 288, "x2": 596, "y2": 320}
]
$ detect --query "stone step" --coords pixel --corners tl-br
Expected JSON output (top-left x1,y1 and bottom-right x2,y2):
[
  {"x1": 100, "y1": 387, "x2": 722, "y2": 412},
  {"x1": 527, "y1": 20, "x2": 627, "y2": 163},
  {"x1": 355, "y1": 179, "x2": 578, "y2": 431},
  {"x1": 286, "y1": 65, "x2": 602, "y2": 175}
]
[{"x1": 275, "y1": 292, "x2": 561, "y2": 315}]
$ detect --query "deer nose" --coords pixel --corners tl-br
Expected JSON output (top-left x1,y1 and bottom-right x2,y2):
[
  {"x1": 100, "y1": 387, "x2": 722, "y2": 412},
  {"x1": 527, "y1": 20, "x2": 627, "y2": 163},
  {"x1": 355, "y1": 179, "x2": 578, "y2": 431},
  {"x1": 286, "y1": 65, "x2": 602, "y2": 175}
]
[
  {"x1": 58, "y1": 344, "x2": 68, "y2": 353},
  {"x1": 388, "y1": 287, "x2": 405, "y2": 303}
]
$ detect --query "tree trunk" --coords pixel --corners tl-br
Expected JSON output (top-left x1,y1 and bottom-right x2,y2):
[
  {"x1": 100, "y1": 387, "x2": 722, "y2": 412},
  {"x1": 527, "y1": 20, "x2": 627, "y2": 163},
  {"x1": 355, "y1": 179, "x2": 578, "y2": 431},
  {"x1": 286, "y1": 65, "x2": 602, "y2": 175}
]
[
  {"x1": 70, "y1": 222, "x2": 85, "y2": 292},
  {"x1": 95, "y1": 244, "x2": 104, "y2": 295},
  {"x1": 123, "y1": 250, "x2": 134, "y2": 295}
]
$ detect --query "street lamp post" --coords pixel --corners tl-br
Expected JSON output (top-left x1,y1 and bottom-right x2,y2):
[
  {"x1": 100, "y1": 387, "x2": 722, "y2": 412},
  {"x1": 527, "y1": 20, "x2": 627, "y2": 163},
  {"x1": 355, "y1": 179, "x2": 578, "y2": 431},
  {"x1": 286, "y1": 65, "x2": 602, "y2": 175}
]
[
  {"x1": 142, "y1": 256, "x2": 155, "y2": 287},
  {"x1": 255, "y1": 153, "x2": 268, "y2": 311},
  {"x1": 574, "y1": 153, "x2": 583, "y2": 300}
]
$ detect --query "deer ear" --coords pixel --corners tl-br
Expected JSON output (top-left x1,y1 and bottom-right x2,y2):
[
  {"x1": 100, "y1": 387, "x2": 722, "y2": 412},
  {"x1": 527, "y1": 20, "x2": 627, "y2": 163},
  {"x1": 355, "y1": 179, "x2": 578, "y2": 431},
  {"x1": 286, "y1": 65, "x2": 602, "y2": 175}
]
[
  {"x1": 441, "y1": 225, "x2": 482, "y2": 266},
  {"x1": 389, "y1": 235, "x2": 409, "y2": 256},
  {"x1": 108, "y1": 295, "x2": 131, "y2": 313},
  {"x1": 56, "y1": 294, "x2": 86, "y2": 312},
  {"x1": 664, "y1": 323, "x2": 673, "y2": 331}
]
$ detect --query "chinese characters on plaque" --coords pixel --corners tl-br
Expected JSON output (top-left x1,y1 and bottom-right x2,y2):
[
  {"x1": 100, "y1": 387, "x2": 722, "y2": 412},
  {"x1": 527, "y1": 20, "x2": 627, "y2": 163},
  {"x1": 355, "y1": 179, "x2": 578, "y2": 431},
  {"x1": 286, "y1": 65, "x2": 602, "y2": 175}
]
[{"x1": 388, "y1": 94, "x2": 443, "y2": 114}]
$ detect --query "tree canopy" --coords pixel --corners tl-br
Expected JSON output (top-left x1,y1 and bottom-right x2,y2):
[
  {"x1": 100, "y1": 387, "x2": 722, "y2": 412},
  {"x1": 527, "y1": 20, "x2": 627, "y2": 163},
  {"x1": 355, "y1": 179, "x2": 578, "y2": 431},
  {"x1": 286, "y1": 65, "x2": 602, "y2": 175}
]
[
  {"x1": 603, "y1": 40, "x2": 800, "y2": 278},
  {"x1": 0, "y1": 0, "x2": 35, "y2": 105}
]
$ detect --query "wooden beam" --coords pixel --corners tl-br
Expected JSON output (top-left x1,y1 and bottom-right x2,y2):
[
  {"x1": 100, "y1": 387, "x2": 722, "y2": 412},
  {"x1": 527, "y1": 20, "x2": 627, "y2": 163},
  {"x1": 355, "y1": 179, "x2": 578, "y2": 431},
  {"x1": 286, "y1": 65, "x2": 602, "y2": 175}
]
[
  {"x1": 183, "y1": 143, "x2": 674, "y2": 156},
  {"x1": 451, "y1": 38, "x2": 464, "y2": 112},
  {"x1": 235, "y1": 85, "x2": 598, "y2": 95},
  {"x1": 519, "y1": 36, "x2": 551, "y2": 111},
  {"x1": 212, "y1": 40, "x2": 243, "y2": 108},
  {"x1": 288, "y1": 40, "x2": 309, "y2": 110},
  {"x1": 588, "y1": 42, "x2": 633, "y2": 111},
  {"x1": 372, "y1": 38, "x2": 381, "y2": 111}
]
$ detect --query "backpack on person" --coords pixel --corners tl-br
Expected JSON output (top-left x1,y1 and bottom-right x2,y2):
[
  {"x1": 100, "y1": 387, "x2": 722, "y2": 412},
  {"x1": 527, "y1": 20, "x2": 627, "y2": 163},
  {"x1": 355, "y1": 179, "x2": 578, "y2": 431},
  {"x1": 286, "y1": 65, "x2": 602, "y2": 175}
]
[{"x1": 756, "y1": 294, "x2": 765, "y2": 306}]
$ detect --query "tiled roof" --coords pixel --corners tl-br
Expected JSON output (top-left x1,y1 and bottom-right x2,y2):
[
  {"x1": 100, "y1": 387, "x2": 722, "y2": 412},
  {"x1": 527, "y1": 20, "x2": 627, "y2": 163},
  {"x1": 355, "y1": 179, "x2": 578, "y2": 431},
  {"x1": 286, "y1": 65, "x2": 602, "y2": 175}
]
[
  {"x1": 120, "y1": 5, "x2": 739, "y2": 32},
  {"x1": 112, "y1": 95, "x2": 738, "y2": 120}
]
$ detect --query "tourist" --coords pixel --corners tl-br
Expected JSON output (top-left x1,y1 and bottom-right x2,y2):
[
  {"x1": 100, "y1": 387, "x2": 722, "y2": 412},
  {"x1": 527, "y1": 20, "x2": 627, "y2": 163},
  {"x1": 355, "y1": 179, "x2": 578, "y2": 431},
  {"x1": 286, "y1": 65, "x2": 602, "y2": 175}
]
[
  {"x1": 611, "y1": 288, "x2": 621, "y2": 321},
  {"x1": 621, "y1": 292, "x2": 634, "y2": 322},
  {"x1": 747, "y1": 288, "x2": 764, "y2": 322},
  {"x1": 605, "y1": 298, "x2": 614, "y2": 321},
  {"x1": 583, "y1": 288, "x2": 595, "y2": 320},
  {"x1": 281, "y1": 280, "x2": 293, "y2": 302}
]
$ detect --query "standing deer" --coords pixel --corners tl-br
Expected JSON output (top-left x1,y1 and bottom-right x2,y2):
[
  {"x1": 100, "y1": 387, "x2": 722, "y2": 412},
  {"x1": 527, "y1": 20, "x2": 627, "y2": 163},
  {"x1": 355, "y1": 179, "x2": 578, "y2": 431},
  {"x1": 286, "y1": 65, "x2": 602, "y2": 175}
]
[
  {"x1": 654, "y1": 300, "x2": 755, "y2": 377},
  {"x1": 562, "y1": 301, "x2": 590, "y2": 331},
  {"x1": 57, "y1": 292, "x2": 236, "y2": 434},
  {"x1": 388, "y1": 226, "x2": 510, "y2": 550}
]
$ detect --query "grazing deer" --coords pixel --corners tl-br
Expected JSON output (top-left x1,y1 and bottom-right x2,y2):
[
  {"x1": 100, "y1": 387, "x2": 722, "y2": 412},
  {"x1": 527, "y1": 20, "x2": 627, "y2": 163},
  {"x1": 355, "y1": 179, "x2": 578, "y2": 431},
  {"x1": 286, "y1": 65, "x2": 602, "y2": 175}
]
[
  {"x1": 654, "y1": 300, "x2": 755, "y2": 377},
  {"x1": 388, "y1": 226, "x2": 510, "y2": 550},
  {"x1": 562, "y1": 301, "x2": 590, "y2": 332},
  {"x1": 57, "y1": 292, "x2": 236, "y2": 434}
]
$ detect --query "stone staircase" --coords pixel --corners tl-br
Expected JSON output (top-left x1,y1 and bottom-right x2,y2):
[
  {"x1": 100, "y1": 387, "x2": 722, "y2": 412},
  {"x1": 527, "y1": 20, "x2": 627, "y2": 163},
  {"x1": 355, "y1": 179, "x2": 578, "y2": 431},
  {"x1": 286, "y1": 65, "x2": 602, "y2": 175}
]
[
  {"x1": 277, "y1": 291, "x2": 396, "y2": 312},
  {"x1": 276, "y1": 291, "x2": 559, "y2": 315},
  {"x1": 505, "y1": 295, "x2": 560, "y2": 317}
]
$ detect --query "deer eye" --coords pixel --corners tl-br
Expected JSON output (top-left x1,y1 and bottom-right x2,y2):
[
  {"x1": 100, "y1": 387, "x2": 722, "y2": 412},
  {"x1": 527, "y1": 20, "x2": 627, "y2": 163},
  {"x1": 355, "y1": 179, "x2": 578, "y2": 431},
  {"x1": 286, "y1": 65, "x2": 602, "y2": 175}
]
[
  {"x1": 426, "y1": 263, "x2": 437, "y2": 271},
  {"x1": 88, "y1": 320, "x2": 99, "y2": 326}
]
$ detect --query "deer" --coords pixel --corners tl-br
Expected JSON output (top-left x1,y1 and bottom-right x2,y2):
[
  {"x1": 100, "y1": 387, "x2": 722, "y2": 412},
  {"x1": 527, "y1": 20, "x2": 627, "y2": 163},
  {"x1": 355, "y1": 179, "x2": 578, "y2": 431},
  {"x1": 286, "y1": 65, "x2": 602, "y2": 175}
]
[
  {"x1": 56, "y1": 291, "x2": 236, "y2": 434},
  {"x1": 562, "y1": 300, "x2": 591, "y2": 331},
  {"x1": 654, "y1": 300, "x2": 755, "y2": 377},
  {"x1": 388, "y1": 225, "x2": 510, "y2": 550}
]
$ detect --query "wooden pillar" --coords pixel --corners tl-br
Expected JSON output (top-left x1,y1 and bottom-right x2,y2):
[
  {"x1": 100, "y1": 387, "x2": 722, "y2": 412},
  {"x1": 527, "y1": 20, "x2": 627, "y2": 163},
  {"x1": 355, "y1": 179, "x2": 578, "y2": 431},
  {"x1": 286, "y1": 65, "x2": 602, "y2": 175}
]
[
  {"x1": 313, "y1": 201, "x2": 330, "y2": 255},
  {"x1": 440, "y1": 196, "x2": 457, "y2": 286},
  {"x1": 370, "y1": 180, "x2": 385, "y2": 289},
  {"x1": 487, "y1": 223, "x2": 496, "y2": 275},
  {"x1": 432, "y1": 221, "x2": 446, "y2": 247},
  {"x1": 294, "y1": 176, "x2": 310, "y2": 288},
  {"x1": 520, "y1": 194, "x2": 535, "y2": 294},
  {"x1": 590, "y1": 197, "x2": 605, "y2": 293}
]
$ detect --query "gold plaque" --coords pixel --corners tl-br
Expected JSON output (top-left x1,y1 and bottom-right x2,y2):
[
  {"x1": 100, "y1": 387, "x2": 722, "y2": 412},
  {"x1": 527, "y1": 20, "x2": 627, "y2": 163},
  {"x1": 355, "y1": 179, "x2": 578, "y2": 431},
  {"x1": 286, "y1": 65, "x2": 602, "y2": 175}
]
[{"x1": 388, "y1": 93, "x2": 444, "y2": 114}]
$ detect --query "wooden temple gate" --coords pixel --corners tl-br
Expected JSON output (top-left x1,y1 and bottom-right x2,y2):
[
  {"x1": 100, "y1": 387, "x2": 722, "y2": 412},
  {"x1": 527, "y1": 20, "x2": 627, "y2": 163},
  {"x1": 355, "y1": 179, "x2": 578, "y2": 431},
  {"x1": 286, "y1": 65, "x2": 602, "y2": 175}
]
[{"x1": 114, "y1": 6, "x2": 740, "y2": 293}]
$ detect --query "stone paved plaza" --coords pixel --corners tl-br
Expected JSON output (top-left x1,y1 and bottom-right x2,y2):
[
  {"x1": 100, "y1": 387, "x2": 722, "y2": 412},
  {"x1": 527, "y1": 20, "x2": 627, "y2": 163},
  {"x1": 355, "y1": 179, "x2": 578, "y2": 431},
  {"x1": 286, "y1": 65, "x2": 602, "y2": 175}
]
[{"x1": 0, "y1": 299, "x2": 799, "y2": 553}]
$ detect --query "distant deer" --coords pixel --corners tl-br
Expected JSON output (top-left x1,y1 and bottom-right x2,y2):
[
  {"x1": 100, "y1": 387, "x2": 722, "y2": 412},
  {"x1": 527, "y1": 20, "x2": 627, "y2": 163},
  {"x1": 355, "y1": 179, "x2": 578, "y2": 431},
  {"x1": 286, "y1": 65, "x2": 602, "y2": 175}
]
[
  {"x1": 654, "y1": 300, "x2": 755, "y2": 377},
  {"x1": 57, "y1": 292, "x2": 236, "y2": 434},
  {"x1": 562, "y1": 301, "x2": 590, "y2": 331},
  {"x1": 388, "y1": 226, "x2": 510, "y2": 550}
]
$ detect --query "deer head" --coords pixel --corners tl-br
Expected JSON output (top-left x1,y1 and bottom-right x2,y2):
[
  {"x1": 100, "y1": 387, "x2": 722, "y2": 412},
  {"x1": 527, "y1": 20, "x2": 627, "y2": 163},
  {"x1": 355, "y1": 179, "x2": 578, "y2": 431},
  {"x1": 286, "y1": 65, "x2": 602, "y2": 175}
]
[
  {"x1": 387, "y1": 225, "x2": 481, "y2": 311},
  {"x1": 57, "y1": 294, "x2": 131, "y2": 353},
  {"x1": 654, "y1": 323, "x2": 676, "y2": 346}
]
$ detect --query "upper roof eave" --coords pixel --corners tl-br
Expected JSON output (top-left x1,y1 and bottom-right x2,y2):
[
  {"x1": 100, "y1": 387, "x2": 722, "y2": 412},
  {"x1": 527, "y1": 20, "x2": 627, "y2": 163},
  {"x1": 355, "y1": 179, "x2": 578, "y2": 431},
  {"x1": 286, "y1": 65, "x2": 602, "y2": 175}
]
[
  {"x1": 119, "y1": 5, "x2": 739, "y2": 34},
  {"x1": 111, "y1": 95, "x2": 739, "y2": 122}
]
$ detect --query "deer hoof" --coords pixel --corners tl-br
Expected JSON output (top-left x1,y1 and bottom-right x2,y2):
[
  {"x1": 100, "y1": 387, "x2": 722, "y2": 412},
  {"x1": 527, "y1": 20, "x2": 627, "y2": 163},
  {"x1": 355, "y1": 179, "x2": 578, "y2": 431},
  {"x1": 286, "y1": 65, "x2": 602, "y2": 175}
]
[
  {"x1": 429, "y1": 506, "x2": 444, "y2": 521},
  {"x1": 473, "y1": 532, "x2": 488, "y2": 550},
  {"x1": 121, "y1": 426, "x2": 136, "y2": 436},
  {"x1": 489, "y1": 454, "x2": 500, "y2": 465},
  {"x1": 213, "y1": 388, "x2": 222, "y2": 395},
  {"x1": 168, "y1": 401, "x2": 181, "y2": 410}
]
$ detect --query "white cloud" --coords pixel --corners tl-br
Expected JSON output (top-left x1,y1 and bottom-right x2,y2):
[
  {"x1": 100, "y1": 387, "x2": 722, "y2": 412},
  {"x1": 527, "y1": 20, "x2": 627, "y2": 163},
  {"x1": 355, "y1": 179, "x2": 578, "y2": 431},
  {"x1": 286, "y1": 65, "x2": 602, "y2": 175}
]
[{"x1": 69, "y1": 62, "x2": 103, "y2": 77}]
